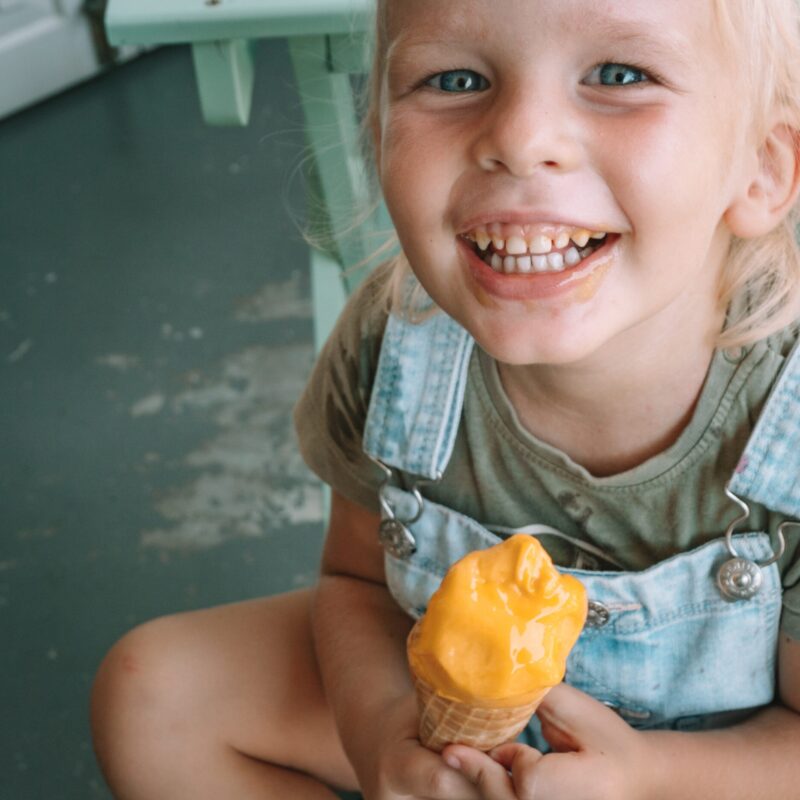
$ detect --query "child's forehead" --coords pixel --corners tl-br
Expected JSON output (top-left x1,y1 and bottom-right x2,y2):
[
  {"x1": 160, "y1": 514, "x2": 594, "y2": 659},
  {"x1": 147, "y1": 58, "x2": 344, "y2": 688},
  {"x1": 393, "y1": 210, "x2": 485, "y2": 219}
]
[{"x1": 383, "y1": 0, "x2": 719, "y2": 48}]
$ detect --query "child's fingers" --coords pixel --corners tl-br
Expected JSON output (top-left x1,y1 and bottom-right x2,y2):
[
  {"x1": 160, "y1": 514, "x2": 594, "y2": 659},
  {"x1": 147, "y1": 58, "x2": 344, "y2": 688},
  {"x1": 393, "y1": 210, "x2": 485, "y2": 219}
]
[
  {"x1": 488, "y1": 742, "x2": 543, "y2": 771},
  {"x1": 442, "y1": 744, "x2": 518, "y2": 800},
  {"x1": 383, "y1": 739, "x2": 483, "y2": 799},
  {"x1": 488, "y1": 745, "x2": 595, "y2": 800}
]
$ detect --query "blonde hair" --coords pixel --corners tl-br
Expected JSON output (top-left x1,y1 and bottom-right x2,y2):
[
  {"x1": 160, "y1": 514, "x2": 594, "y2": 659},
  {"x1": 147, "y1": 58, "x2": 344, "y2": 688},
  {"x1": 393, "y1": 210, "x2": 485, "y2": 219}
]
[{"x1": 362, "y1": 0, "x2": 800, "y2": 345}]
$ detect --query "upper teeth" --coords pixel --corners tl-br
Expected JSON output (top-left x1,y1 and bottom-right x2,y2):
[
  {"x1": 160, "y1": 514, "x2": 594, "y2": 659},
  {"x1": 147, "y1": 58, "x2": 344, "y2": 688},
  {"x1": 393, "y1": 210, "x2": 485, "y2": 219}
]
[{"x1": 466, "y1": 225, "x2": 608, "y2": 255}]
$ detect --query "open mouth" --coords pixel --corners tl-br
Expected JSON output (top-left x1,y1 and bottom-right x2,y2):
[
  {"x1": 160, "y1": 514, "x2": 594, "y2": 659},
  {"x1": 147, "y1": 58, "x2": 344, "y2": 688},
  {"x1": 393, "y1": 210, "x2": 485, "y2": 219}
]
[{"x1": 460, "y1": 224, "x2": 618, "y2": 275}]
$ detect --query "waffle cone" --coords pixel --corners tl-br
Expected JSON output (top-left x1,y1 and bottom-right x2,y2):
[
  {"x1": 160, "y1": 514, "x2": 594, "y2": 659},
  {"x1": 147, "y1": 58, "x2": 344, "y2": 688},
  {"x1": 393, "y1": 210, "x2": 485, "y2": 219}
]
[{"x1": 412, "y1": 672, "x2": 548, "y2": 753}]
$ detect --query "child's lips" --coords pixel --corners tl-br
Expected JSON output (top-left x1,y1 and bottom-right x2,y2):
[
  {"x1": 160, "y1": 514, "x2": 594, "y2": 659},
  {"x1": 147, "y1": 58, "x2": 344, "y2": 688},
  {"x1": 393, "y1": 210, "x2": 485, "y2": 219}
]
[{"x1": 458, "y1": 234, "x2": 619, "y2": 302}]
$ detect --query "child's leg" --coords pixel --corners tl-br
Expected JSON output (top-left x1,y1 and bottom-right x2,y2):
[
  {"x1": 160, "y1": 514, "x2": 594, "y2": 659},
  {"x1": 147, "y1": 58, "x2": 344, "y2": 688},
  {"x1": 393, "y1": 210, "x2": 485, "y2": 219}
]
[{"x1": 90, "y1": 589, "x2": 358, "y2": 799}]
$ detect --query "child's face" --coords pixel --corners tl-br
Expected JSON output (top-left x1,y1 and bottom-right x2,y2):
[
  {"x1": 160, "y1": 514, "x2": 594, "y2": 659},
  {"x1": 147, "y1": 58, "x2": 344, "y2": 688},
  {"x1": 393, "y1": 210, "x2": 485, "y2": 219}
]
[{"x1": 376, "y1": 0, "x2": 755, "y2": 366}]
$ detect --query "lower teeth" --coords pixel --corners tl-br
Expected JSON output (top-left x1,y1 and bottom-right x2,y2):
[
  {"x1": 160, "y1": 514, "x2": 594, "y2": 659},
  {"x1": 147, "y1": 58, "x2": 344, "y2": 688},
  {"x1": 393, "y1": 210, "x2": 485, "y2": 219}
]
[{"x1": 483, "y1": 244, "x2": 597, "y2": 273}]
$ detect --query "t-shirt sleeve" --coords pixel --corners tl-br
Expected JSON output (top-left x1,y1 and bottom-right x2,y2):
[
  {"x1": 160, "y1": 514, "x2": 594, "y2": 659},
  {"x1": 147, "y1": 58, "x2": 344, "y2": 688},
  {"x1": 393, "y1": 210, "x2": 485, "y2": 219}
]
[
  {"x1": 293, "y1": 264, "x2": 392, "y2": 513},
  {"x1": 766, "y1": 328, "x2": 800, "y2": 641},
  {"x1": 782, "y1": 604, "x2": 800, "y2": 640},
  {"x1": 781, "y1": 540, "x2": 800, "y2": 640}
]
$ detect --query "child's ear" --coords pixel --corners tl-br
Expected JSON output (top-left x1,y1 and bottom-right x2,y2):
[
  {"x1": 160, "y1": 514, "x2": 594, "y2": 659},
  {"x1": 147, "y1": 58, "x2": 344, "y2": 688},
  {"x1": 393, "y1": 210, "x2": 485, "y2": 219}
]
[{"x1": 725, "y1": 123, "x2": 800, "y2": 238}]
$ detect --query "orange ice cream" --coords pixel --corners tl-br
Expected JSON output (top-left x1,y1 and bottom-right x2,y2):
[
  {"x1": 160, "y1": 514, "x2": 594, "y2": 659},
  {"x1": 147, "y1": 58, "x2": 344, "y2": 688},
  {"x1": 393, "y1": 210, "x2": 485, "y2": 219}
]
[{"x1": 408, "y1": 535, "x2": 587, "y2": 717}]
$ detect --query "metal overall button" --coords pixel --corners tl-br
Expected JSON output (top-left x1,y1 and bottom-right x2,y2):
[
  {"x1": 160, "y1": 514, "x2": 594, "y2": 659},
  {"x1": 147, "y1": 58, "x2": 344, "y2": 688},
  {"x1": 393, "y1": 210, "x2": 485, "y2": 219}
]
[
  {"x1": 370, "y1": 456, "x2": 425, "y2": 560},
  {"x1": 379, "y1": 518, "x2": 417, "y2": 560},
  {"x1": 717, "y1": 558, "x2": 762, "y2": 600},
  {"x1": 586, "y1": 601, "x2": 611, "y2": 628},
  {"x1": 716, "y1": 484, "x2": 787, "y2": 601},
  {"x1": 378, "y1": 487, "x2": 423, "y2": 560}
]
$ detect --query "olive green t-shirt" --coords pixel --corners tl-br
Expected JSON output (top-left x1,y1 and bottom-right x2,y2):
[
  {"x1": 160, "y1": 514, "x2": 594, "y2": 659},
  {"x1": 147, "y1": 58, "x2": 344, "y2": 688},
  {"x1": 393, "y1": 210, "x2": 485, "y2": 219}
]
[{"x1": 294, "y1": 264, "x2": 800, "y2": 638}]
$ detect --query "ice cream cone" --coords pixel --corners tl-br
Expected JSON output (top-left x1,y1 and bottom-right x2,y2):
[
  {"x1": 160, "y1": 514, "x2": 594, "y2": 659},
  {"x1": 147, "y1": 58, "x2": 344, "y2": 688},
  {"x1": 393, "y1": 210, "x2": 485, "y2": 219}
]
[
  {"x1": 412, "y1": 670, "x2": 548, "y2": 752},
  {"x1": 405, "y1": 536, "x2": 587, "y2": 753}
]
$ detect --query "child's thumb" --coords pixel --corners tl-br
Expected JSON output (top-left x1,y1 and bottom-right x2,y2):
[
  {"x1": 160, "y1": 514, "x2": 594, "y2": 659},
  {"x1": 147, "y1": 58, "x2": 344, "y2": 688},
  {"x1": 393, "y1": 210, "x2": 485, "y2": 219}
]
[{"x1": 536, "y1": 683, "x2": 628, "y2": 750}]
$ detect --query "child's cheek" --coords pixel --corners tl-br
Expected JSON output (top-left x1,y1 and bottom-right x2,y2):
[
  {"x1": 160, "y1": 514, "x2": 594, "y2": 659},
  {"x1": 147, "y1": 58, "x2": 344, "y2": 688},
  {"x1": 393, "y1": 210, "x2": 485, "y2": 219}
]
[
  {"x1": 379, "y1": 116, "x2": 451, "y2": 228},
  {"x1": 602, "y1": 106, "x2": 730, "y2": 234},
  {"x1": 380, "y1": 112, "x2": 447, "y2": 179}
]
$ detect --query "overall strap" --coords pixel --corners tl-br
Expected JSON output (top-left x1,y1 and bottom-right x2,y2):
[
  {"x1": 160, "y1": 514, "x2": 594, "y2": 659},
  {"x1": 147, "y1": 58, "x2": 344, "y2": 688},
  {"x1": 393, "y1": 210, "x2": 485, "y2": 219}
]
[
  {"x1": 363, "y1": 307, "x2": 474, "y2": 480},
  {"x1": 728, "y1": 337, "x2": 800, "y2": 518}
]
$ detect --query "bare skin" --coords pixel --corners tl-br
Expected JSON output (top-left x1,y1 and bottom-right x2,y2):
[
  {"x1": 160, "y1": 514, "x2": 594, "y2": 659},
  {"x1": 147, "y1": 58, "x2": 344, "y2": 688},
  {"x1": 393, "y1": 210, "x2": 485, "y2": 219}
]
[
  {"x1": 90, "y1": 589, "x2": 359, "y2": 799},
  {"x1": 90, "y1": 492, "x2": 481, "y2": 800}
]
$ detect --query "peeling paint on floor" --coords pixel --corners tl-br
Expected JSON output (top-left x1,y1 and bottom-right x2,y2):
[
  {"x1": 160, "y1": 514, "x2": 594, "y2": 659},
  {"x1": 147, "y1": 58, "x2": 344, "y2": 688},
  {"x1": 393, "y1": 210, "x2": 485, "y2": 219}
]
[
  {"x1": 235, "y1": 270, "x2": 311, "y2": 322},
  {"x1": 7, "y1": 339, "x2": 33, "y2": 363},
  {"x1": 95, "y1": 354, "x2": 141, "y2": 372},
  {"x1": 159, "y1": 323, "x2": 205, "y2": 342},
  {"x1": 139, "y1": 342, "x2": 323, "y2": 552},
  {"x1": 130, "y1": 393, "x2": 166, "y2": 417}
]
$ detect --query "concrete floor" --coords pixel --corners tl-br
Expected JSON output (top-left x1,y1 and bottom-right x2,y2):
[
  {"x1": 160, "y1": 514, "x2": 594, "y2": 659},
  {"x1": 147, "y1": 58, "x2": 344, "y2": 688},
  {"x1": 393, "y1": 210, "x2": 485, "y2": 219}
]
[{"x1": 0, "y1": 44, "x2": 359, "y2": 799}]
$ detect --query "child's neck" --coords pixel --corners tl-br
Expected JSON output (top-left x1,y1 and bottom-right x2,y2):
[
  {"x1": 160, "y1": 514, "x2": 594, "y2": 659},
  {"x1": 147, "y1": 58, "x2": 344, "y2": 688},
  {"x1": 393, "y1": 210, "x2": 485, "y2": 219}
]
[{"x1": 497, "y1": 315, "x2": 723, "y2": 478}]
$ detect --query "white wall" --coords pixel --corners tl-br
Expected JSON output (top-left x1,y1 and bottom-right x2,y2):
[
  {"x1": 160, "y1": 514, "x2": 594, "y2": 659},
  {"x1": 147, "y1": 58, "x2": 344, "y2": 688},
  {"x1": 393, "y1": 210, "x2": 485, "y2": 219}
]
[{"x1": 0, "y1": 0, "x2": 136, "y2": 119}]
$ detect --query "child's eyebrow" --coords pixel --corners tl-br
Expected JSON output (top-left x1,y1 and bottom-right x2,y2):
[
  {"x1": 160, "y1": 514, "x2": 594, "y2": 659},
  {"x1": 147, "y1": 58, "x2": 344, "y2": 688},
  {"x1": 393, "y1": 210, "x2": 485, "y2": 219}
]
[
  {"x1": 588, "y1": 19, "x2": 695, "y2": 69},
  {"x1": 385, "y1": 19, "x2": 696, "y2": 72},
  {"x1": 385, "y1": 35, "x2": 473, "y2": 67}
]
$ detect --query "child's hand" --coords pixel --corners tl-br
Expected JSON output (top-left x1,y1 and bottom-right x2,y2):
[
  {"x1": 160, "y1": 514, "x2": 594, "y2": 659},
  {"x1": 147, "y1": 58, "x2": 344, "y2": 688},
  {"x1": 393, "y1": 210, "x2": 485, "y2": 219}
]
[
  {"x1": 441, "y1": 684, "x2": 655, "y2": 800},
  {"x1": 359, "y1": 691, "x2": 483, "y2": 800}
]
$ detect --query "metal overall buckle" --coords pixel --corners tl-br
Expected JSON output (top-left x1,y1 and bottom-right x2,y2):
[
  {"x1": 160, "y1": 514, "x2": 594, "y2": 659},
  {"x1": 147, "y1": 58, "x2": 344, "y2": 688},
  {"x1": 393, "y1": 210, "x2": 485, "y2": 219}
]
[
  {"x1": 716, "y1": 483, "x2": 788, "y2": 601},
  {"x1": 369, "y1": 456, "x2": 424, "y2": 560}
]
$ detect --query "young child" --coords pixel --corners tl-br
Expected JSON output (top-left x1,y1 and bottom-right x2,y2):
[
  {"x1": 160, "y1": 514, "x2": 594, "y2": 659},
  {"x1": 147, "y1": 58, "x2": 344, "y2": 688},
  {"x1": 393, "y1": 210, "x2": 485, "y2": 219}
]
[{"x1": 91, "y1": 0, "x2": 800, "y2": 798}]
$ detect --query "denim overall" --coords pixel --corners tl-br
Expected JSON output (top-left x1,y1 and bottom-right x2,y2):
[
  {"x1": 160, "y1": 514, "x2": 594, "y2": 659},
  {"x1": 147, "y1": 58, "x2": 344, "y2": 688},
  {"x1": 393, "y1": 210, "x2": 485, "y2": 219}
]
[{"x1": 363, "y1": 304, "x2": 793, "y2": 747}]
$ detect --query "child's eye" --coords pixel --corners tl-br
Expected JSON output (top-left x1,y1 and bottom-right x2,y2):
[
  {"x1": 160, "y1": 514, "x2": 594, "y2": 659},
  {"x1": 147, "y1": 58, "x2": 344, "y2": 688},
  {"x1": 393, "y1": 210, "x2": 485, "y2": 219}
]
[
  {"x1": 585, "y1": 63, "x2": 649, "y2": 87},
  {"x1": 425, "y1": 69, "x2": 489, "y2": 93}
]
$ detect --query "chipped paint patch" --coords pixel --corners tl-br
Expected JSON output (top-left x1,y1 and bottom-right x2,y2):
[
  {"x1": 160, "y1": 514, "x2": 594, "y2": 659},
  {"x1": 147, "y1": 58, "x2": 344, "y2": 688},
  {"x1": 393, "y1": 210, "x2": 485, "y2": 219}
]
[
  {"x1": 140, "y1": 342, "x2": 323, "y2": 552},
  {"x1": 130, "y1": 393, "x2": 166, "y2": 417},
  {"x1": 292, "y1": 570, "x2": 318, "y2": 588},
  {"x1": 142, "y1": 476, "x2": 322, "y2": 550},
  {"x1": 96, "y1": 354, "x2": 141, "y2": 371},
  {"x1": 235, "y1": 270, "x2": 311, "y2": 323},
  {"x1": 8, "y1": 339, "x2": 32, "y2": 363},
  {"x1": 159, "y1": 324, "x2": 205, "y2": 343}
]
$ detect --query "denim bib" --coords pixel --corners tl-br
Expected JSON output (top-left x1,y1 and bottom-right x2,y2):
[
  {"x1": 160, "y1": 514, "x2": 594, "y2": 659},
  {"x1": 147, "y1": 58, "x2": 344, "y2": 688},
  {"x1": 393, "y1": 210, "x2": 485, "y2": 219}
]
[{"x1": 363, "y1": 304, "x2": 790, "y2": 745}]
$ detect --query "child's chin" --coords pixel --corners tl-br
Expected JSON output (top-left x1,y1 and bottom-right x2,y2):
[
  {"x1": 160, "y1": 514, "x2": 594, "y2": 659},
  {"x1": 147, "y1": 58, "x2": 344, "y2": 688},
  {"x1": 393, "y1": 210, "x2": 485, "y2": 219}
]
[{"x1": 474, "y1": 323, "x2": 606, "y2": 368}]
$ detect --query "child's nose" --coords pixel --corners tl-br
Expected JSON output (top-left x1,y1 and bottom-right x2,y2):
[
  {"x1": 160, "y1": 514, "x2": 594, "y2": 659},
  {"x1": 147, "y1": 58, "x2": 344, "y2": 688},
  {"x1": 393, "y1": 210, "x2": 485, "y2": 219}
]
[{"x1": 472, "y1": 85, "x2": 583, "y2": 177}]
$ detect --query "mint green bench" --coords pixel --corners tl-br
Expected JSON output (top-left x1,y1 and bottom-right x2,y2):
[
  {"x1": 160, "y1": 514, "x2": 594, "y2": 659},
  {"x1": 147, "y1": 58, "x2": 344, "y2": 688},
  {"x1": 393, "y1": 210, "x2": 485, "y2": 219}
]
[{"x1": 105, "y1": 0, "x2": 392, "y2": 351}]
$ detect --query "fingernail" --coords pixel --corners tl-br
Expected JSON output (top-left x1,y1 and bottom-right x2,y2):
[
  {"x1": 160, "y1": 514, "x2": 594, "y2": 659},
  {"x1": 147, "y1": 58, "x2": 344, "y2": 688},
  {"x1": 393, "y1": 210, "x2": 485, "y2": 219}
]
[{"x1": 443, "y1": 754, "x2": 461, "y2": 770}]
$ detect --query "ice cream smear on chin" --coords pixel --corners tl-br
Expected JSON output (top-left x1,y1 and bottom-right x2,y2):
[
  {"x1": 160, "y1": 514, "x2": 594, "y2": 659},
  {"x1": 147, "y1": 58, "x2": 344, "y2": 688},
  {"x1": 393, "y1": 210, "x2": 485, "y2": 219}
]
[{"x1": 407, "y1": 535, "x2": 588, "y2": 708}]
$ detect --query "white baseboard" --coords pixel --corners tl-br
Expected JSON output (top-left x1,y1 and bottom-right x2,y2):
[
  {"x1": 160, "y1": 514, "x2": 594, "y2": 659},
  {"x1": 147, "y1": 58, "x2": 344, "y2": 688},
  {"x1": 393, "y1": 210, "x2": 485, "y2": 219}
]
[{"x1": 0, "y1": 3, "x2": 139, "y2": 120}]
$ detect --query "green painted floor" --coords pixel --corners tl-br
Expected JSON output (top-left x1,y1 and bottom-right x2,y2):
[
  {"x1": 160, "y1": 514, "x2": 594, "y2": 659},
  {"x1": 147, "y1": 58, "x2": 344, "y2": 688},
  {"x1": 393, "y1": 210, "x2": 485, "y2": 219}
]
[{"x1": 1, "y1": 44, "x2": 359, "y2": 799}]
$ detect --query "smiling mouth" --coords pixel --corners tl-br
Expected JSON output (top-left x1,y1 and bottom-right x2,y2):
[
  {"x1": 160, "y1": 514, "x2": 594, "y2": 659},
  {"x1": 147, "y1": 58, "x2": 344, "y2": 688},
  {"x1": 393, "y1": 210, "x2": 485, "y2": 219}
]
[{"x1": 460, "y1": 224, "x2": 616, "y2": 275}]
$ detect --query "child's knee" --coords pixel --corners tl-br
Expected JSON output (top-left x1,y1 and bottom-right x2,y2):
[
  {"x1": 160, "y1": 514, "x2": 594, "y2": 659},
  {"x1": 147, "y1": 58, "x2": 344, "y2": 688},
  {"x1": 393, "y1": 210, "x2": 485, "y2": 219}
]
[{"x1": 91, "y1": 614, "x2": 203, "y2": 740}]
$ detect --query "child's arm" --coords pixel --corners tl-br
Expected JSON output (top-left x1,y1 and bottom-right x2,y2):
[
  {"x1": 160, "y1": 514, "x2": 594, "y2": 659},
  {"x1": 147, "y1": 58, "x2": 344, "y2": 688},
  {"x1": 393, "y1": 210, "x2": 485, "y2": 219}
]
[
  {"x1": 641, "y1": 633, "x2": 800, "y2": 799},
  {"x1": 444, "y1": 635, "x2": 800, "y2": 799},
  {"x1": 311, "y1": 490, "x2": 482, "y2": 800}
]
